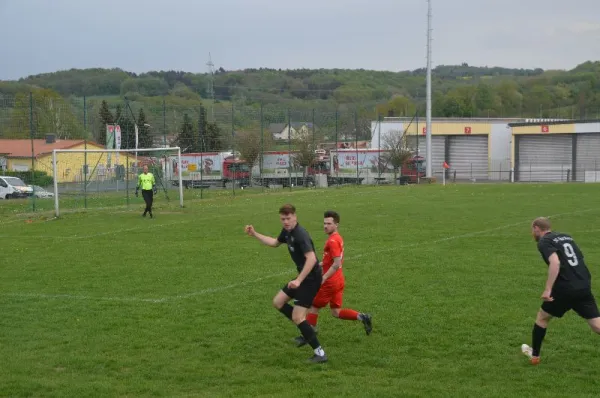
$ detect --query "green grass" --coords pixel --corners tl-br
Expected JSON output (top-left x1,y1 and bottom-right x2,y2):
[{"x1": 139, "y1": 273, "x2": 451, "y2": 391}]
[{"x1": 3, "y1": 183, "x2": 600, "y2": 397}]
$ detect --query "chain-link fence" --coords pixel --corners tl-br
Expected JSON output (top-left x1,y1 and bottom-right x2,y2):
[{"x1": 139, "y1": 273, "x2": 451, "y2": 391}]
[{"x1": 2, "y1": 93, "x2": 600, "y2": 216}]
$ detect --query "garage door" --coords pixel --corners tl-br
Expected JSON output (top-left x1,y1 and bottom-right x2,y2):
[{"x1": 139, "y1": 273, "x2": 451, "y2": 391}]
[
  {"x1": 517, "y1": 135, "x2": 572, "y2": 182},
  {"x1": 448, "y1": 135, "x2": 489, "y2": 181},
  {"x1": 406, "y1": 135, "x2": 446, "y2": 173},
  {"x1": 576, "y1": 133, "x2": 600, "y2": 182}
]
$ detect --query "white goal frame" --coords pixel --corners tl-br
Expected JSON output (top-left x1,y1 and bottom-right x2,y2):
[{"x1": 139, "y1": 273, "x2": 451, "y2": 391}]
[{"x1": 51, "y1": 147, "x2": 183, "y2": 217}]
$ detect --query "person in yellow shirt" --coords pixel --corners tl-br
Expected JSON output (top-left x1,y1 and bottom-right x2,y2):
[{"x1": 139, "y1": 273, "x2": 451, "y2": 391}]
[{"x1": 136, "y1": 165, "x2": 157, "y2": 218}]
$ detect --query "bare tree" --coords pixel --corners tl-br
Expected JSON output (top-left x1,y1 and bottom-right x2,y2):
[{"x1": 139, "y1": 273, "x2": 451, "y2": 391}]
[
  {"x1": 382, "y1": 130, "x2": 414, "y2": 181},
  {"x1": 235, "y1": 127, "x2": 274, "y2": 167},
  {"x1": 292, "y1": 130, "x2": 317, "y2": 184}
]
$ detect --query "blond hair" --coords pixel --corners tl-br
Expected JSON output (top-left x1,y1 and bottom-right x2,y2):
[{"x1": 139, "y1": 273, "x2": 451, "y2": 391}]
[{"x1": 532, "y1": 217, "x2": 551, "y2": 231}]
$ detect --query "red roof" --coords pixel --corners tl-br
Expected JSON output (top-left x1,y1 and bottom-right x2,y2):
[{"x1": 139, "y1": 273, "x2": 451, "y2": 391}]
[{"x1": 0, "y1": 139, "x2": 102, "y2": 158}]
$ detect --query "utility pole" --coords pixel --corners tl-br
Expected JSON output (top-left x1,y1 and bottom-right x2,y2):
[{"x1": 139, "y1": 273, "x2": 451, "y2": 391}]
[{"x1": 207, "y1": 53, "x2": 215, "y2": 122}]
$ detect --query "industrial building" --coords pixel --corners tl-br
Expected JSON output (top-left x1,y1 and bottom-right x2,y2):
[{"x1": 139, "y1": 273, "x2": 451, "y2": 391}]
[
  {"x1": 370, "y1": 117, "x2": 600, "y2": 183},
  {"x1": 510, "y1": 120, "x2": 600, "y2": 182}
]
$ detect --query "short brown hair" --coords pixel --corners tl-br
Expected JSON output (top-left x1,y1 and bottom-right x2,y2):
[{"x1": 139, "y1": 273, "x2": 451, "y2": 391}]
[
  {"x1": 532, "y1": 217, "x2": 551, "y2": 231},
  {"x1": 279, "y1": 204, "x2": 296, "y2": 215},
  {"x1": 324, "y1": 210, "x2": 340, "y2": 224}
]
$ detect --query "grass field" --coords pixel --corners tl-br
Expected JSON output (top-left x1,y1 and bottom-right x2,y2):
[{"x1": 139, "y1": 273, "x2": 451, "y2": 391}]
[{"x1": 3, "y1": 183, "x2": 600, "y2": 397}]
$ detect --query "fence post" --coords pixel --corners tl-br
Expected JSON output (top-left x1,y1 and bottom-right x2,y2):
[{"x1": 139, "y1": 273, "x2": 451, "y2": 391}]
[
  {"x1": 29, "y1": 92, "x2": 36, "y2": 212},
  {"x1": 335, "y1": 110, "x2": 339, "y2": 187},
  {"x1": 231, "y1": 102, "x2": 235, "y2": 197},
  {"x1": 287, "y1": 108, "x2": 292, "y2": 191},
  {"x1": 83, "y1": 95, "x2": 88, "y2": 209},
  {"x1": 312, "y1": 108, "x2": 315, "y2": 149},
  {"x1": 354, "y1": 110, "x2": 359, "y2": 185},
  {"x1": 378, "y1": 114, "x2": 381, "y2": 181},
  {"x1": 126, "y1": 152, "x2": 130, "y2": 206},
  {"x1": 260, "y1": 103, "x2": 264, "y2": 192},
  {"x1": 162, "y1": 97, "x2": 167, "y2": 147}
]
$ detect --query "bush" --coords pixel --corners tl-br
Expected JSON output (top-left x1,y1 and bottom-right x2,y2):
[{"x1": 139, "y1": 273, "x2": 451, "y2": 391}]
[{"x1": 2, "y1": 170, "x2": 54, "y2": 187}]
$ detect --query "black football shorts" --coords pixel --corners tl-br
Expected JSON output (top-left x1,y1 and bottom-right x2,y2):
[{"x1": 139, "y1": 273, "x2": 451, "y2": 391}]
[
  {"x1": 281, "y1": 276, "x2": 322, "y2": 308},
  {"x1": 542, "y1": 289, "x2": 600, "y2": 319}
]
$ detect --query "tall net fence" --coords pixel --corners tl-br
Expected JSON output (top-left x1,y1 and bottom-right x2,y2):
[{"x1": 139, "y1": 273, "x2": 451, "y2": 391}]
[{"x1": 2, "y1": 93, "x2": 600, "y2": 216}]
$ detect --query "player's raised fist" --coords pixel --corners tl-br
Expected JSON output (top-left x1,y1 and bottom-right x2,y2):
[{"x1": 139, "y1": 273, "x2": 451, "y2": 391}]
[{"x1": 245, "y1": 225, "x2": 255, "y2": 236}]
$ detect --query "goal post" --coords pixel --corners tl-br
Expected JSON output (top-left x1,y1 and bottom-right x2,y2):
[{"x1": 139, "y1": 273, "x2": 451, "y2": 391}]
[{"x1": 51, "y1": 147, "x2": 183, "y2": 217}]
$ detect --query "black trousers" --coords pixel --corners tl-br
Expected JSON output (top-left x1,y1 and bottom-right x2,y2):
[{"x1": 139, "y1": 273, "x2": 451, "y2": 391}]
[{"x1": 142, "y1": 189, "x2": 153, "y2": 213}]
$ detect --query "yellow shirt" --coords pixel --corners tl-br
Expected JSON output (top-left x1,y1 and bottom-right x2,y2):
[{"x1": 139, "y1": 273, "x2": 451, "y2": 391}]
[{"x1": 138, "y1": 172, "x2": 155, "y2": 190}]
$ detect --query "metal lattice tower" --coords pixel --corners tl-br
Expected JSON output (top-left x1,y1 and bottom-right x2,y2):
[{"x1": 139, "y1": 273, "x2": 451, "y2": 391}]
[{"x1": 206, "y1": 53, "x2": 215, "y2": 122}]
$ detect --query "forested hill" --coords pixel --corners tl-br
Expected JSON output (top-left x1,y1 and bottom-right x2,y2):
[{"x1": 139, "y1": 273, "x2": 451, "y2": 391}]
[{"x1": 2, "y1": 61, "x2": 600, "y2": 118}]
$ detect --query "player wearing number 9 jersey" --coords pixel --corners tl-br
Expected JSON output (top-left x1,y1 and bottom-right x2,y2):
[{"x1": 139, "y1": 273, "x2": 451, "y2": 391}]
[{"x1": 521, "y1": 217, "x2": 600, "y2": 365}]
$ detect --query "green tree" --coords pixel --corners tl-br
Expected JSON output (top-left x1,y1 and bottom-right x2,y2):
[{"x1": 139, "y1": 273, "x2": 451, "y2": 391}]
[
  {"x1": 177, "y1": 113, "x2": 196, "y2": 153},
  {"x1": 119, "y1": 114, "x2": 135, "y2": 150},
  {"x1": 197, "y1": 103, "x2": 224, "y2": 151},
  {"x1": 205, "y1": 122, "x2": 224, "y2": 151},
  {"x1": 475, "y1": 83, "x2": 494, "y2": 114},
  {"x1": 9, "y1": 88, "x2": 83, "y2": 140},
  {"x1": 376, "y1": 96, "x2": 416, "y2": 117},
  {"x1": 198, "y1": 105, "x2": 207, "y2": 151},
  {"x1": 97, "y1": 99, "x2": 114, "y2": 145},
  {"x1": 114, "y1": 104, "x2": 122, "y2": 124},
  {"x1": 137, "y1": 108, "x2": 153, "y2": 149},
  {"x1": 292, "y1": 130, "x2": 317, "y2": 184},
  {"x1": 525, "y1": 85, "x2": 553, "y2": 117},
  {"x1": 496, "y1": 81, "x2": 523, "y2": 117}
]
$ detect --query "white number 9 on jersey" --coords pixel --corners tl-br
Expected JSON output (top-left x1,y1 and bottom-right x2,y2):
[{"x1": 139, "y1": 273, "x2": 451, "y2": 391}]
[{"x1": 563, "y1": 243, "x2": 579, "y2": 266}]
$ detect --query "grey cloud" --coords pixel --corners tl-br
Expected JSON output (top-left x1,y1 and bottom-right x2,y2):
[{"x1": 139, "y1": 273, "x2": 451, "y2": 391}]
[{"x1": 0, "y1": 0, "x2": 598, "y2": 80}]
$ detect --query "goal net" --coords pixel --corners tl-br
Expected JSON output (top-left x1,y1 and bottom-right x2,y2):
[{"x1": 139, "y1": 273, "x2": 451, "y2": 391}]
[{"x1": 50, "y1": 147, "x2": 183, "y2": 217}]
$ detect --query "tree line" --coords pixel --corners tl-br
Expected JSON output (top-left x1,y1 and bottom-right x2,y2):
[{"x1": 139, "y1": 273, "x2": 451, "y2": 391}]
[
  {"x1": 3, "y1": 61, "x2": 599, "y2": 118},
  {"x1": 1, "y1": 61, "x2": 599, "y2": 144}
]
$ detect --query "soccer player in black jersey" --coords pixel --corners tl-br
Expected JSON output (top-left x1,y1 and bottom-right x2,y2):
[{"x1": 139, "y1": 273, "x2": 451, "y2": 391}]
[
  {"x1": 521, "y1": 217, "x2": 600, "y2": 365},
  {"x1": 245, "y1": 204, "x2": 328, "y2": 363}
]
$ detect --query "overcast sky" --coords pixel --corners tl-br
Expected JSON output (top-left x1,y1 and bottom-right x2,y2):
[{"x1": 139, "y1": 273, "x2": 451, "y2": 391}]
[{"x1": 1, "y1": 0, "x2": 599, "y2": 80}]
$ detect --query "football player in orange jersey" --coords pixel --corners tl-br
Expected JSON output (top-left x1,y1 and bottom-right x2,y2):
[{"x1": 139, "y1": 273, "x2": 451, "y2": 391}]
[{"x1": 294, "y1": 210, "x2": 372, "y2": 347}]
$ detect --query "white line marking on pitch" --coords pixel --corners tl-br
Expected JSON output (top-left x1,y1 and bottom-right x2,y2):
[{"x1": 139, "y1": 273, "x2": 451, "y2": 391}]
[
  {"x1": 2, "y1": 207, "x2": 597, "y2": 303},
  {"x1": 0, "y1": 210, "x2": 273, "y2": 240}
]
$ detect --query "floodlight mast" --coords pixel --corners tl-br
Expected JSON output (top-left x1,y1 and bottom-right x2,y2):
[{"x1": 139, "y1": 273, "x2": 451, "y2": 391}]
[{"x1": 425, "y1": 0, "x2": 433, "y2": 178}]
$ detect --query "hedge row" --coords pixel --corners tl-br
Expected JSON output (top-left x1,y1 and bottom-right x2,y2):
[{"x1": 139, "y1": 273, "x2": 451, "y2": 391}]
[{"x1": 1, "y1": 171, "x2": 54, "y2": 187}]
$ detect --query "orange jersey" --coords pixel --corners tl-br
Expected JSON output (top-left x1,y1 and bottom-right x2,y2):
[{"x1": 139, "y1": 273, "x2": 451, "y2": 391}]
[{"x1": 322, "y1": 232, "x2": 344, "y2": 284}]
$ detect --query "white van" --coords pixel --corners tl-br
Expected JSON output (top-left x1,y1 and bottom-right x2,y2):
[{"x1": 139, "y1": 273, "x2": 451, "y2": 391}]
[{"x1": 0, "y1": 176, "x2": 34, "y2": 199}]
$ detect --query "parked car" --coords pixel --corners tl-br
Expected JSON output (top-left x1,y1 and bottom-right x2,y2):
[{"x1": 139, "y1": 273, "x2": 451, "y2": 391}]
[{"x1": 29, "y1": 185, "x2": 54, "y2": 198}]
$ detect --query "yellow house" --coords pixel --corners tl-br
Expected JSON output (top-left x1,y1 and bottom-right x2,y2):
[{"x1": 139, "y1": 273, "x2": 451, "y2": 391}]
[{"x1": 0, "y1": 138, "x2": 136, "y2": 183}]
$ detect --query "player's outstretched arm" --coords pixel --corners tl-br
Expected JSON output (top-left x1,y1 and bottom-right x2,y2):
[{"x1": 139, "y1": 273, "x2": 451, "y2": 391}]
[{"x1": 245, "y1": 225, "x2": 281, "y2": 247}]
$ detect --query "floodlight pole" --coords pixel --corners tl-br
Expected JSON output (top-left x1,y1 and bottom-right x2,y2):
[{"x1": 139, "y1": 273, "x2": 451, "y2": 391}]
[
  {"x1": 425, "y1": 0, "x2": 433, "y2": 178},
  {"x1": 52, "y1": 150, "x2": 59, "y2": 217}
]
